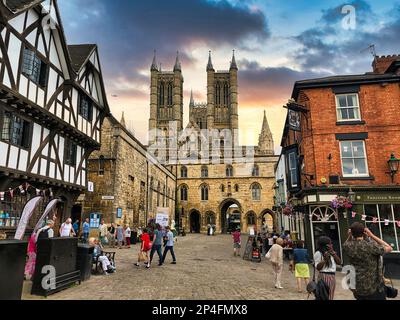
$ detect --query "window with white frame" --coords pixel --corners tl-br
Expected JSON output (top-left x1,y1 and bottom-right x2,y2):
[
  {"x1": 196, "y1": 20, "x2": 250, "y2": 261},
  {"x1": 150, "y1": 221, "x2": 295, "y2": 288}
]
[
  {"x1": 336, "y1": 93, "x2": 361, "y2": 121},
  {"x1": 364, "y1": 204, "x2": 400, "y2": 252},
  {"x1": 340, "y1": 140, "x2": 368, "y2": 177},
  {"x1": 288, "y1": 151, "x2": 298, "y2": 188}
]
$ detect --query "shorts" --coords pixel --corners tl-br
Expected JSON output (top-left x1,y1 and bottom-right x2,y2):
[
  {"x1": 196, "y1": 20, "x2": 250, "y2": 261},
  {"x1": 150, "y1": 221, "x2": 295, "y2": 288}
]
[
  {"x1": 295, "y1": 263, "x2": 310, "y2": 278},
  {"x1": 234, "y1": 243, "x2": 241, "y2": 249}
]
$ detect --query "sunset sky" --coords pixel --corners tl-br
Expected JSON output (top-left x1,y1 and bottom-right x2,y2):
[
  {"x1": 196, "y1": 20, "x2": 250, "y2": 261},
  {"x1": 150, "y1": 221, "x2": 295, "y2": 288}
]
[{"x1": 58, "y1": 0, "x2": 400, "y2": 150}]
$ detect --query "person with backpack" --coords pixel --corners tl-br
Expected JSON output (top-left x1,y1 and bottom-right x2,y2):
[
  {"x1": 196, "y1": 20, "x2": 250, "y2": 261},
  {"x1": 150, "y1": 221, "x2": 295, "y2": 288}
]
[
  {"x1": 313, "y1": 236, "x2": 342, "y2": 300},
  {"x1": 36, "y1": 220, "x2": 55, "y2": 240}
]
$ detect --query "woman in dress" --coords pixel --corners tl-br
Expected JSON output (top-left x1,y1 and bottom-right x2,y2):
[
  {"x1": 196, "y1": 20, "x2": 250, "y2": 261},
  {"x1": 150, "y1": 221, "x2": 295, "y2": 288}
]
[
  {"x1": 290, "y1": 240, "x2": 311, "y2": 293},
  {"x1": 135, "y1": 228, "x2": 152, "y2": 269}
]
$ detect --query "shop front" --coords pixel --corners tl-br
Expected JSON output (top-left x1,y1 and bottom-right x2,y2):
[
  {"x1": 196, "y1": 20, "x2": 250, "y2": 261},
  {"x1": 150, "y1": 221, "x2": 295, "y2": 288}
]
[{"x1": 301, "y1": 188, "x2": 400, "y2": 278}]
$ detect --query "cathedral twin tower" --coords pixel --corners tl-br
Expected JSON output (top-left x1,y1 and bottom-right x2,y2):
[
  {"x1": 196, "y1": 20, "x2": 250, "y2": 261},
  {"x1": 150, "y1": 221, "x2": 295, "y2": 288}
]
[{"x1": 148, "y1": 50, "x2": 274, "y2": 156}]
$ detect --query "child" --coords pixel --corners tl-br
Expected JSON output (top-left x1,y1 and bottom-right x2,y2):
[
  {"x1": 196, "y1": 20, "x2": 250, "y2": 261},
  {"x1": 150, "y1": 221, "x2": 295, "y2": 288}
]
[{"x1": 232, "y1": 228, "x2": 241, "y2": 257}]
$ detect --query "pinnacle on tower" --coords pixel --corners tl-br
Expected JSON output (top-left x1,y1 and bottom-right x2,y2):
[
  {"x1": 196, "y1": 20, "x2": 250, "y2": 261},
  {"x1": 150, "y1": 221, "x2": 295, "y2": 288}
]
[
  {"x1": 230, "y1": 50, "x2": 238, "y2": 70},
  {"x1": 151, "y1": 50, "x2": 158, "y2": 71},
  {"x1": 189, "y1": 89, "x2": 194, "y2": 108},
  {"x1": 207, "y1": 51, "x2": 214, "y2": 71},
  {"x1": 120, "y1": 111, "x2": 126, "y2": 127},
  {"x1": 174, "y1": 51, "x2": 182, "y2": 72}
]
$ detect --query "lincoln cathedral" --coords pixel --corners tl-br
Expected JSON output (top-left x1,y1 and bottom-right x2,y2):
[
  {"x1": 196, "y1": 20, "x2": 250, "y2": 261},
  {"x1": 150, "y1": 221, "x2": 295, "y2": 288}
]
[{"x1": 147, "y1": 51, "x2": 278, "y2": 234}]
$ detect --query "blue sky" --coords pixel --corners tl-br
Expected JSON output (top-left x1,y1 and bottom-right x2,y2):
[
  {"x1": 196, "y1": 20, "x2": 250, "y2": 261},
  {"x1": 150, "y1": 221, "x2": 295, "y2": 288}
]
[{"x1": 57, "y1": 0, "x2": 400, "y2": 146}]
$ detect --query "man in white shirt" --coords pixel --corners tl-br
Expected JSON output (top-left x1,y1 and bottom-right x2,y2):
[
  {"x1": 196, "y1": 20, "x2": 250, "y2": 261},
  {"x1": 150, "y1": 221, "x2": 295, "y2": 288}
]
[
  {"x1": 162, "y1": 226, "x2": 176, "y2": 264},
  {"x1": 60, "y1": 218, "x2": 75, "y2": 237},
  {"x1": 124, "y1": 225, "x2": 131, "y2": 248}
]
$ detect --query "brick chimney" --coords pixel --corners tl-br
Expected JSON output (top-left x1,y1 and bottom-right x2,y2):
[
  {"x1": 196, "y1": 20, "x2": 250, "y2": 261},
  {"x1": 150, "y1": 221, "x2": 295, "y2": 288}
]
[{"x1": 372, "y1": 55, "x2": 400, "y2": 74}]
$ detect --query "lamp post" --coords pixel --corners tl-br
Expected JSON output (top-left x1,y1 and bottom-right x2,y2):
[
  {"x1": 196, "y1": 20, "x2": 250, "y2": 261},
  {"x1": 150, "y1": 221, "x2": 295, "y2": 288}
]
[{"x1": 387, "y1": 153, "x2": 400, "y2": 183}]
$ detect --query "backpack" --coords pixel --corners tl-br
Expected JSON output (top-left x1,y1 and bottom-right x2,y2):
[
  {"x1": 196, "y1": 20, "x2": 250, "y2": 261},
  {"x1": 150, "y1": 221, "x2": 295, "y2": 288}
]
[
  {"x1": 37, "y1": 227, "x2": 50, "y2": 240},
  {"x1": 315, "y1": 279, "x2": 330, "y2": 300}
]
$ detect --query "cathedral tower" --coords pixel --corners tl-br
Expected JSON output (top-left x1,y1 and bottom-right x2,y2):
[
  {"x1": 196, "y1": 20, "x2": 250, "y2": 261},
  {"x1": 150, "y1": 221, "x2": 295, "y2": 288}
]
[
  {"x1": 258, "y1": 111, "x2": 275, "y2": 155},
  {"x1": 149, "y1": 51, "x2": 184, "y2": 146},
  {"x1": 206, "y1": 51, "x2": 239, "y2": 132}
]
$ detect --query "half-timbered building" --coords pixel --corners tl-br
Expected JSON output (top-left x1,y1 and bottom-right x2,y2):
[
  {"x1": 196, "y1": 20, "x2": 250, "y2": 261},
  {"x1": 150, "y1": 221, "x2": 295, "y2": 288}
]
[{"x1": 0, "y1": 0, "x2": 109, "y2": 236}]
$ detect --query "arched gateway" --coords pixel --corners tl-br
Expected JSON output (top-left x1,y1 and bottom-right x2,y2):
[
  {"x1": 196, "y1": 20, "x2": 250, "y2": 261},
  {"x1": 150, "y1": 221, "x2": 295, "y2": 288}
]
[
  {"x1": 219, "y1": 199, "x2": 242, "y2": 234},
  {"x1": 189, "y1": 210, "x2": 201, "y2": 233}
]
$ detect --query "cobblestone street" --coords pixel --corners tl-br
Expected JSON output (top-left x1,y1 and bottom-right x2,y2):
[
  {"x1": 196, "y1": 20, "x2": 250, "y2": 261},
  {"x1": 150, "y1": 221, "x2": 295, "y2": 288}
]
[{"x1": 23, "y1": 234, "x2": 397, "y2": 300}]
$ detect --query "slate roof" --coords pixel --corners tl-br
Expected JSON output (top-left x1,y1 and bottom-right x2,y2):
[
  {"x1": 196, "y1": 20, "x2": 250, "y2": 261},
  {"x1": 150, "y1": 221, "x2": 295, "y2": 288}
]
[
  {"x1": 67, "y1": 44, "x2": 97, "y2": 73},
  {"x1": 4, "y1": 0, "x2": 43, "y2": 13}
]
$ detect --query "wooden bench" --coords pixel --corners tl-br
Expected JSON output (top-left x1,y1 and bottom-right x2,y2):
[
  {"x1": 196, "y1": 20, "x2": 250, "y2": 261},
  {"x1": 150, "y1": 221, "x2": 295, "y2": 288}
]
[{"x1": 92, "y1": 251, "x2": 116, "y2": 274}]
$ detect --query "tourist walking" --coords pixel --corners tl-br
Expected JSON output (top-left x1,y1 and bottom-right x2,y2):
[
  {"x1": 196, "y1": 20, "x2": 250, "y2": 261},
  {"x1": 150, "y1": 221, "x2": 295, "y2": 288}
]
[
  {"x1": 72, "y1": 220, "x2": 80, "y2": 236},
  {"x1": 314, "y1": 236, "x2": 342, "y2": 300},
  {"x1": 266, "y1": 237, "x2": 284, "y2": 289},
  {"x1": 343, "y1": 222, "x2": 393, "y2": 300},
  {"x1": 232, "y1": 228, "x2": 241, "y2": 257},
  {"x1": 162, "y1": 226, "x2": 177, "y2": 264},
  {"x1": 150, "y1": 224, "x2": 164, "y2": 266},
  {"x1": 125, "y1": 225, "x2": 131, "y2": 249},
  {"x1": 99, "y1": 219, "x2": 108, "y2": 245},
  {"x1": 290, "y1": 240, "x2": 310, "y2": 293},
  {"x1": 116, "y1": 224, "x2": 124, "y2": 249},
  {"x1": 60, "y1": 218, "x2": 76, "y2": 238},
  {"x1": 108, "y1": 223, "x2": 116, "y2": 248},
  {"x1": 82, "y1": 218, "x2": 90, "y2": 243},
  {"x1": 135, "y1": 228, "x2": 152, "y2": 268}
]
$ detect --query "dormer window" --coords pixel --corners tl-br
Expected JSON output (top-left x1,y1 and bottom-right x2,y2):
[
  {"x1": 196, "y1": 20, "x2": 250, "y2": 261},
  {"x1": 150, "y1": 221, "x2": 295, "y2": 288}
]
[
  {"x1": 22, "y1": 48, "x2": 48, "y2": 87},
  {"x1": 79, "y1": 94, "x2": 93, "y2": 121}
]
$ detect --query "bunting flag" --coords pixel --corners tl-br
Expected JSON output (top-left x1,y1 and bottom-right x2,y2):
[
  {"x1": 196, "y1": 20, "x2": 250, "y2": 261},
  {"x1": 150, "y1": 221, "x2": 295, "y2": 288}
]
[
  {"x1": 373, "y1": 217, "x2": 378, "y2": 224},
  {"x1": 0, "y1": 183, "x2": 54, "y2": 201},
  {"x1": 397, "y1": 221, "x2": 400, "y2": 228},
  {"x1": 352, "y1": 211, "x2": 357, "y2": 218},
  {"x1": 361, "y1": 215, "x2": 366, "y2": 221},
  {"x1": 385, "y1": 219, "x2": 390, "y2": 226}
]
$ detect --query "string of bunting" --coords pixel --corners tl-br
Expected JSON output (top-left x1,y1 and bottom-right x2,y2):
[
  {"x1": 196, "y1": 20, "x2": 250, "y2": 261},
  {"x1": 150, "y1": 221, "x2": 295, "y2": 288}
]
[{"x1": 0, "y1": 182, "x2": 54, "y2": 201}]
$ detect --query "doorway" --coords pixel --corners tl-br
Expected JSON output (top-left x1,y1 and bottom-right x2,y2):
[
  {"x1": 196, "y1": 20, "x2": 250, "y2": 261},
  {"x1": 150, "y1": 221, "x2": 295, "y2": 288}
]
[
  {"x1": 312, "y1": 222, "x2": 342, "y2": 260},
  {"x1": 190, "y1": 210, "x2": 201, "y2": 233},
  {"x1": 220, "y1": 199, "x2": 242, "y2": 233}
]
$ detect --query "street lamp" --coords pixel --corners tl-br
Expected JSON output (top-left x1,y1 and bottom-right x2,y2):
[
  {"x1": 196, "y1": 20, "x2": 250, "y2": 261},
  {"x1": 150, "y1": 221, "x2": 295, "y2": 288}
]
[{"x1": 387, "y1": 153, "x2": 400, "y2": 183}]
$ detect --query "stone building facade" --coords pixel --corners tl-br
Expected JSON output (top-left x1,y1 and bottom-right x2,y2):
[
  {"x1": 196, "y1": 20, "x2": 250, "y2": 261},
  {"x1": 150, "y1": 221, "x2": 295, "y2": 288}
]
[
  {"x1": 82, "y1": 115, "x2": 176, "y2": 228},
  {"x1": 149, "y1": 52, "x2": 278, "y2": 234}
]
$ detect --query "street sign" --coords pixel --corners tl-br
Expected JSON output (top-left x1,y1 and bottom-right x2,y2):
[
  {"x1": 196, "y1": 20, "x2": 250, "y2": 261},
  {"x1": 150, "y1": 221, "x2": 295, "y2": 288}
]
[
  {"x1": 90, "y1": 213, "x2": 101, "y2": 228},
  {"x1": 102, "y1": 195, "x2": 115, "y2": 200}
]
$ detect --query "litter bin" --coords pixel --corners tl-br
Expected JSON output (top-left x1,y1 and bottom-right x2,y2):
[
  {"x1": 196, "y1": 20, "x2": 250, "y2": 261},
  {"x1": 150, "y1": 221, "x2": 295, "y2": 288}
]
[
  {"x1": 131, "y1": 232, "x2": 138, "y2": 245},
  {"x1": 77, "y1": 244, "x2": 94, "y2": 282},
  {"x1": 0, "y1": 240, "x2": 28, "y2": 300}
]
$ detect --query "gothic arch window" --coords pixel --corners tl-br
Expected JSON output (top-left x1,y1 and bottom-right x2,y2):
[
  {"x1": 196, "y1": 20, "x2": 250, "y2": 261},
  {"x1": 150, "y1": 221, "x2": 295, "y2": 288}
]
[
  {"x1": 251, "y1": 183, "x2": 262, "y2": 201},
  {"x1": 201, "y1": 166, "x2": 208, "y2": 178},
  {"x1": 226, "y1": 165, "x2": 233, "y2": 177},
  {"x1": 201, "y1": 184, "x2": 209, "y2": 201},
  {"x1": 180, "y1": 185, "x2": 188, "y2": 201},
  {"x1": 181, "y1": 166, "x2": 188, "y2": 178},
  {"x1": 99, "y1": 155, "x2": 105, "y2": 176},
  {"x1": 247, "y1": 211, "x2": 257, "y2": 225},
  {"x1": 167, "y1": 83, "x2": 173, "y2": 106},
  {"x1": 159, "y1": 82, "x2": 165, "y2": 106},
  {"x1": 215, "y1": 82, "x2": 221, "y2": 105},
  {"x1": 252, "y1": 165, "x2": 260, "y2": 177},
  {"x1": 223, "y1": 82, "x2": 229, "y2": 105},
  {"x1": 205, "y1": 212, "x2": 216, "y2": 225}
]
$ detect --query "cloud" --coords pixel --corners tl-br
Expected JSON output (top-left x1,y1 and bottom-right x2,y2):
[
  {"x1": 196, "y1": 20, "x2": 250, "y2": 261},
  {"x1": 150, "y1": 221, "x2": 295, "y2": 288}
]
[
  {"x1": 238, "y1": 59, "x2": 325, "y2": 106},
  {"x1": 292, "y1": 0, "x2": 400, "y2": 74}
]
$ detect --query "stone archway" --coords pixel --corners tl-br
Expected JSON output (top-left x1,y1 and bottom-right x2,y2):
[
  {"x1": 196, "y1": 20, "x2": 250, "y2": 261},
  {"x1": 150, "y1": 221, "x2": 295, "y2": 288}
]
[
  {"x1": 260, "y1": 209, "x2": 276, "y2": 232},
  {"x1": 189, "y1": 209, "x2": 201, "y2": 233},
  {"x1": 219, "y1": 199, "x2": 242, "y2": 234}
]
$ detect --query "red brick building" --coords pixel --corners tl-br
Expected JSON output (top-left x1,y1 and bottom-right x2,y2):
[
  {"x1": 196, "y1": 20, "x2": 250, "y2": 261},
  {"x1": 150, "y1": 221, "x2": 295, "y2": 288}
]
[{"x1": 279, "y1": 55, "x2": 400, "y2": 267}]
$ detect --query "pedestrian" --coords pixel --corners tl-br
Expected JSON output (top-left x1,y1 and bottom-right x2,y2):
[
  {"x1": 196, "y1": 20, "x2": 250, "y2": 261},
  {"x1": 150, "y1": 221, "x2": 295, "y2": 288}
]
[
  {"x1": 266, "y1": 237, "x2": 284, "y2": 289},
  {"x1": 108, "y1": 223, "x2": 116, "y2": 248},
  {"x1": 266, "y1": 233, "x2": 274, "y2": 253},
  {"x1": 232, "y1": 228, "x2": 241, "y2": 257},
  {"x1": 99, "y1": 219, "x2": 108, "y2": 245},
  {"x1": 82, "y1": 218, "x2": 90, "y2": 243},
  {"x1": 290, "y1": 240, "x2": 310, "y2": 293},
  {"x1": 59, "y1": 218, "x2": 76, "y2": 238},
  {"x1": 125, "y1": 224, "x2": 131, "y2": 249},
  {"x1": 149, "y1": 224, "x2": 164, "y2": 266},
  {"x1": 261, "y1": 227, "x2": 268, "y2": 255},
  {"x1": 72, "y1": 219, "x2": 80, "y2": 236},
  {"x1": 116, "y1": 224, "x2": 124, "y2": 249},
  {"x1": 37, "y1": 220, "x2": 55, "y2": 240},
  {"x1": 314, "y1": 236, "x2": 342, "y2": 300},
  {"x1": 162, "y1": 226, "x2": 177, "y2": 265},
  {"x1": 343, "y1": 222, "x2": 393, "y2": 300},
  {"x1": 135, "y1": 228, "x2": 152, "y2": 268}
]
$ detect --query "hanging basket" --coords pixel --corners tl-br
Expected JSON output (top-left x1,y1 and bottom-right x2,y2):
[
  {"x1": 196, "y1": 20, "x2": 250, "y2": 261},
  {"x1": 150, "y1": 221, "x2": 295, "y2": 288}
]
[{"x1": 282, "y1": 206, "x2": 294, "y2": 216}]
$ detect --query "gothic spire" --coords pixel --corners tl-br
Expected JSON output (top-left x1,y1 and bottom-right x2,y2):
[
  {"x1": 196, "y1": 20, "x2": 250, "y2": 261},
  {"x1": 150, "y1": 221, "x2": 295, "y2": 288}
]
[
  {"x1": 120, "y1": 111, "x2": 126, "y2": 127},
  {"x1": 174, "y1": 51, "x2": 181, "y2": 72},
  {"x1": 261, "y1": 110, "x2": 272, "y2": 134},
  {"x1": 189, "y1": 89, "x2": 194, "y2": 108},
  {"x1": 207, "y1": 51, "x2": 214, "y2": 71},
  {"x1": 230, "y1": 50, "x2": 238, "y2": 70},
  {"x1": 258, "y1": 110, "x2": 274, "y2": 155},
  {"x1": 151, "y1": 50, "x2": 158, "y2": 71}
]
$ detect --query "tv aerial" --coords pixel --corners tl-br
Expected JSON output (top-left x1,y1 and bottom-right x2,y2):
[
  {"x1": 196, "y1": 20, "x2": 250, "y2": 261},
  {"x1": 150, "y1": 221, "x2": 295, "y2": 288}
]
[{"x1": 361, "y1": 44, "x2": 377, "y2": 61}]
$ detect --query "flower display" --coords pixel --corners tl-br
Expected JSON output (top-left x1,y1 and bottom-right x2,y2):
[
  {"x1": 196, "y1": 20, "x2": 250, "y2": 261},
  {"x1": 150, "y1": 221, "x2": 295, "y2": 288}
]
[
  {"x1": 331, "y1": 196, "x2": 353, "y2": 211},
  {"x1": 282, "y1": 205, "x2": 294, "y2": 216}
]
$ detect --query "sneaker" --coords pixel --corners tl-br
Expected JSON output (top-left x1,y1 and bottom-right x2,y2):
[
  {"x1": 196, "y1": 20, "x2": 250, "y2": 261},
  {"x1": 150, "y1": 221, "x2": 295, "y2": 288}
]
[
  {"x1": 134, "y1": 263, "x2": 140, "y2": 267},
  {"x1": 145, "y1": 264, "x2": 150, "y2": 269},
  {"x1": 103, "y1": 271, "x2": 109, "y2": 276},
  {"x1": 171, "y1": 261, "x2": 177, "y2": 265}
]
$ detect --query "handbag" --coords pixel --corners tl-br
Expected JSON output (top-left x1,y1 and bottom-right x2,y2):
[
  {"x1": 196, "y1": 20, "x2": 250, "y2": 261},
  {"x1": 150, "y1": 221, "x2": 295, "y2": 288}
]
[
  {"x1": 307, "y1": 264, "x2": 317, "y2": 295},
  {"x1": 138, "y1": 251, "x2": 147, "y2": 262},
  {"x1": 383, "y1": 266, "x2": 398, "y2": 299}
]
